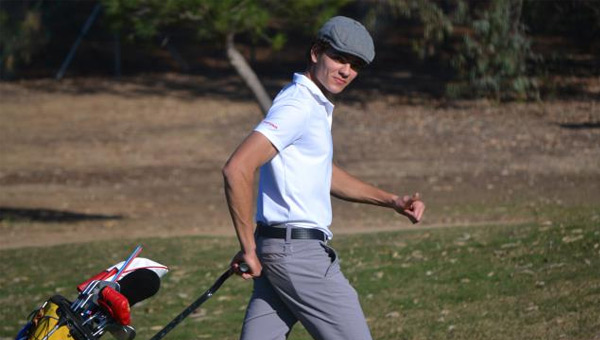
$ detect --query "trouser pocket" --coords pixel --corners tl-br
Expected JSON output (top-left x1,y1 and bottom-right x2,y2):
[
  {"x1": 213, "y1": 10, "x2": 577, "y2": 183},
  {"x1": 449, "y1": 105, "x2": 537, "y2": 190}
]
[
  {"x1": 320, "y1": 242, "x2": 340, "y2": 278},
  {"x1": 256, "y1": 237, "x2": 288, "y2": 265}
]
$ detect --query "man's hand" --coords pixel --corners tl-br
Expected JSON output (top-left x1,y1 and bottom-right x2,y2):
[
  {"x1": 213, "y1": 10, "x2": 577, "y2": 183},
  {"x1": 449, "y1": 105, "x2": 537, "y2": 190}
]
[
  {"x1": 231, "y1": 251, "x2": 262, "y2": 280},
  {"x1": 393, "y1": 193, "x2": 425, "y2": 224}
]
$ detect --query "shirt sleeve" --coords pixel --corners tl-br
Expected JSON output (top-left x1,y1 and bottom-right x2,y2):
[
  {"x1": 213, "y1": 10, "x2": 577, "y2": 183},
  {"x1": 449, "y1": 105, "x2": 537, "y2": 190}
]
[{"x1": 254, "y1": 99, "x2": 308, "y2": 151}]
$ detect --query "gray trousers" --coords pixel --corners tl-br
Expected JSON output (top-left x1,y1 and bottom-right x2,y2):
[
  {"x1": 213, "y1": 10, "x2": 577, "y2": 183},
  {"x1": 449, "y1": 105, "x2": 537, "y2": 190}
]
[{"x1": 240, "y1": 228, "x2": 373, "y2": 340}]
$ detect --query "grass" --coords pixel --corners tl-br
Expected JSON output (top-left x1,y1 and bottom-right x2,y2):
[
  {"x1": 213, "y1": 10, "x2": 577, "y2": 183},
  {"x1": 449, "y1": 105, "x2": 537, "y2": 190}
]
[{"x1": 0, "y1": 207, "x2": 598, "y2": 340}]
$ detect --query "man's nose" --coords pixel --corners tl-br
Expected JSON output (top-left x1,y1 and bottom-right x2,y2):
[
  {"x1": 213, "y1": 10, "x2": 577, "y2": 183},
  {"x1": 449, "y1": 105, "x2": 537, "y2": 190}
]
[{"x1": 339, "y1": 63, "x2": 351, "y2": 77}]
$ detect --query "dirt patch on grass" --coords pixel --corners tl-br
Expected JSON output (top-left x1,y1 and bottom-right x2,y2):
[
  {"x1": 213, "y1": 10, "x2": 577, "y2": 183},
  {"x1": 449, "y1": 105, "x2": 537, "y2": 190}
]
[{"x1": 1, "y1": 74, "x2": 599, "y2": 249}]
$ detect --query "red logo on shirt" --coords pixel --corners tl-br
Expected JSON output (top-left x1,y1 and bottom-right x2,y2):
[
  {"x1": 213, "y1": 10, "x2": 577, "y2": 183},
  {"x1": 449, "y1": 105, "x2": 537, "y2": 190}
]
[{"x1": 264, "y1": 121, "x2": 278, "y2": 129}]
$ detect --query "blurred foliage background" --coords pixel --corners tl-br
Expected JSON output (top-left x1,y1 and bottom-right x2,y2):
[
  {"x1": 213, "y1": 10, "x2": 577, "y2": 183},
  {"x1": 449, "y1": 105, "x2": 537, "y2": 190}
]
[{"x1": 1, "y1": 0, "x2": 598, "y2": 101}]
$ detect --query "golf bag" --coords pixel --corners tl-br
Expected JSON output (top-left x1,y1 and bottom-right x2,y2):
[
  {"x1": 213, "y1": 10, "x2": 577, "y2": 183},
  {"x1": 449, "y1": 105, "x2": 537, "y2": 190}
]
[{"x1": 15, "y1": 254, "x2": 168, "y2": 340}]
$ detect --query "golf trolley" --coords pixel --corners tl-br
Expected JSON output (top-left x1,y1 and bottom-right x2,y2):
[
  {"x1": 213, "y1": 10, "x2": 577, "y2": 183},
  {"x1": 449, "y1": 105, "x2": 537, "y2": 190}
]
[
  {"x1": 15, "y1": 246, "x2": 245, "y2": 340},
  {"x1": 16, "y1": 245, "x2": 165, "y2": 340}
]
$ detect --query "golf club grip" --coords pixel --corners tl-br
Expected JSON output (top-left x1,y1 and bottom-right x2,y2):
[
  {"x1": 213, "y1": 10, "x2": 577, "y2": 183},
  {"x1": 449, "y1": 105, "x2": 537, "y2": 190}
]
[{"x1": 148, "y1": 264, "x2": 248, "y2": 340}]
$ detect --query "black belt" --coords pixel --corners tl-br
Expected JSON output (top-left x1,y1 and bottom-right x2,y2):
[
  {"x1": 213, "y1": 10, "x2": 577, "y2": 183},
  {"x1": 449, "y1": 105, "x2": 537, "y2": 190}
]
[{"x1": 256, "y1": 223, "x2": 327, "y2": 241}]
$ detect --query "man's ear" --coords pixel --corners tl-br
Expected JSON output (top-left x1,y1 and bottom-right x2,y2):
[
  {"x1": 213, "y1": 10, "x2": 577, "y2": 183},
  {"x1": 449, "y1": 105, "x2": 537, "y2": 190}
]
[{"x1": 310, "y1": 46, "x2": 319, "y2": 64}]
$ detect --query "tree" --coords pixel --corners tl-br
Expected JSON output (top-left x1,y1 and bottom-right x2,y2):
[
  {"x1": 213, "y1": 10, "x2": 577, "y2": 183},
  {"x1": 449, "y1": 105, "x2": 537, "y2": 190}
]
[{"x1": 101, "y1": 0, "x2": 349, "y2": 115}]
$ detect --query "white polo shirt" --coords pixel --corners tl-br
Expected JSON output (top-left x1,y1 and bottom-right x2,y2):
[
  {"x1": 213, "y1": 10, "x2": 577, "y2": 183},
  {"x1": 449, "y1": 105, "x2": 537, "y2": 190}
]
[{"x1": 254, "y1": 73, "x2": 335, "y2": 239}]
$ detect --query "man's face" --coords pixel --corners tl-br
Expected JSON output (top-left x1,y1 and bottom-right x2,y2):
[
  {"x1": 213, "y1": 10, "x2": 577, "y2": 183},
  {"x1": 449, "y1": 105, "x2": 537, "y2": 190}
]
[{"x1": 309, "y1": 48, "x2": 364, "y2": 95}]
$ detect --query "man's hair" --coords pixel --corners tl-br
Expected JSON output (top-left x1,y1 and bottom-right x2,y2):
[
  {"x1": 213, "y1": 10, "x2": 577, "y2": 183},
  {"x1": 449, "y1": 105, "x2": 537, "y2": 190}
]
[{"x1": 305, "y1": 39, "x2": 331, "y2": 66}]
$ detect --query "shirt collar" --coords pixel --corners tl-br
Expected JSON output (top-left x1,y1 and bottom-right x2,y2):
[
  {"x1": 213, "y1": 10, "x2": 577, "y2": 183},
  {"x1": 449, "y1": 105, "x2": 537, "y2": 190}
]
[{"x1": 293, "y1": 73, "x2": 335, "y2": 116}]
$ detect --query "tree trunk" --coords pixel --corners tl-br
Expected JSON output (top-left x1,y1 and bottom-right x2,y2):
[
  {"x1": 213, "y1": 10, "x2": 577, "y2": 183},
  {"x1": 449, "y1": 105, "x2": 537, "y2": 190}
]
[{"x1": 226, "y1": 32, "x2": 272, "y2": 116}]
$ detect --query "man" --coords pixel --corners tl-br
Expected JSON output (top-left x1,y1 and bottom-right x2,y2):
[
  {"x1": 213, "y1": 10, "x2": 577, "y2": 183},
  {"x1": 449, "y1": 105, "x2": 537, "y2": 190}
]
[{"x1": 223, "y1": 16, "x2": 425, "y2": 340}]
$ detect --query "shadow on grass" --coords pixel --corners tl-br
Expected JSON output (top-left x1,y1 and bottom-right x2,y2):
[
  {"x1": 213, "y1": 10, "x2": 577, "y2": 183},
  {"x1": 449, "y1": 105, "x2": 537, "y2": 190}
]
[
  {"x1": 0, "y1": 207, "x2": 124, "y2": 223},
  {"x1": 559, "y1": 122, "x2": 600, "y2": 130}
]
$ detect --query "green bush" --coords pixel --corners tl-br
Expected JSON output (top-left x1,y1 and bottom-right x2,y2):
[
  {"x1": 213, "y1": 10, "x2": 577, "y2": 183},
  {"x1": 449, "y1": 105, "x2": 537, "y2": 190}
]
[
  {"x1": 448, "y1": 0, "x2": 539, "y2": 100},
  {"x1": 0, "y1": 3, "x2": 48, "y2": 79},
  {"x1": 389, "y1": 0, "x2": 540, "y2": 101}
]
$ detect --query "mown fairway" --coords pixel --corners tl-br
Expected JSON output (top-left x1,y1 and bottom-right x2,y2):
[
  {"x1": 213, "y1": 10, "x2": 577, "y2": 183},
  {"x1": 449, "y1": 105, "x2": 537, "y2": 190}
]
[
  {"x1": 1, "y1": 206, "x2": 598, "y2": 340},
  {"x1": 1, "y1": 76, "x2": 599, "y2": 339}
]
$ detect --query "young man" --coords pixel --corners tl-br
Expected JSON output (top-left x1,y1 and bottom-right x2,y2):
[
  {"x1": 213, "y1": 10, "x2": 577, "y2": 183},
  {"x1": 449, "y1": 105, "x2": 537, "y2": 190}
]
[{"x1": 223, "y1": 16, "x2": 425, "y2": 340}]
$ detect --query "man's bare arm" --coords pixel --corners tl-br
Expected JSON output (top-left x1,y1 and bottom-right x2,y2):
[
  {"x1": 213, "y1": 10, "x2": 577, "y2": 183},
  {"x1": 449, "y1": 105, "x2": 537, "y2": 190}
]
[
  {"x1": 331, "y1": 163, "x2": 425, "y2": 223},
  {"x1": 223, "y1": 132, "x2": 278, "y2": 279}
]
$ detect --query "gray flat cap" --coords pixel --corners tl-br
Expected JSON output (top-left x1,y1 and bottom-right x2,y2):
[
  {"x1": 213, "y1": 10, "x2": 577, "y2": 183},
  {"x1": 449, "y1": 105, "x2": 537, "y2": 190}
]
[{"x1": 318, "y1": 16, "x2": 375, "y2": 64}]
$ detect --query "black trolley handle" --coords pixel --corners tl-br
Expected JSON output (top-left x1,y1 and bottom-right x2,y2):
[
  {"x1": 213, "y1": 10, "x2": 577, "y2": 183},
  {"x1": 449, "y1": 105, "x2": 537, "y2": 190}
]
[{"x1": 149, "y1": 263, "x2": 248, "y2": 340}]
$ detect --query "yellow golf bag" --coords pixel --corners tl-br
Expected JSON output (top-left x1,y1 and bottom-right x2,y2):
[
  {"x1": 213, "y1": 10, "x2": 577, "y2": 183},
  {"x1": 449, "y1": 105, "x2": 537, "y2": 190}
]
[
  {"x1": 15, "y1": 247, "x2": 168, "y2": 340},
  {"x1": 21, "y1": 295, "x2": 97, "y2": 340}
]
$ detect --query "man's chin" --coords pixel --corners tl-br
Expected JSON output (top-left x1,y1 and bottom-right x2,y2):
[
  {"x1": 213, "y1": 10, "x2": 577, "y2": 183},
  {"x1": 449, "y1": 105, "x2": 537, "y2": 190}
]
[{"x1": 326, "y1": 85, "x2": 346, "y2": 95}]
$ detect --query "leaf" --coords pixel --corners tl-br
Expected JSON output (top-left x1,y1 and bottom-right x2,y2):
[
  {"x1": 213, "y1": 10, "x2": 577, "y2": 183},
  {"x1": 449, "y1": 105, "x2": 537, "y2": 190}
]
[{"x1": 562, "y1": 235, "x2": 584, "y2": 243}]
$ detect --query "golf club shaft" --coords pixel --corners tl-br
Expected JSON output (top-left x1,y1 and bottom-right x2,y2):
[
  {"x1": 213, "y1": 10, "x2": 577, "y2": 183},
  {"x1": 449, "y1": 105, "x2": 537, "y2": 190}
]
[{"x1": 112, "y1": 245, "x2": 143, "y2": 282}]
